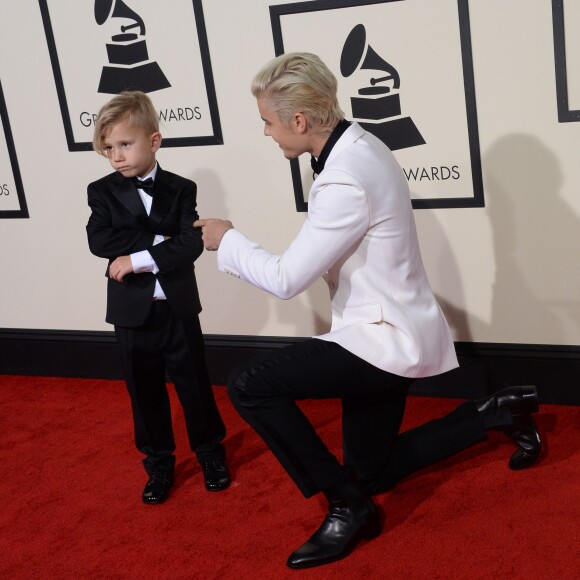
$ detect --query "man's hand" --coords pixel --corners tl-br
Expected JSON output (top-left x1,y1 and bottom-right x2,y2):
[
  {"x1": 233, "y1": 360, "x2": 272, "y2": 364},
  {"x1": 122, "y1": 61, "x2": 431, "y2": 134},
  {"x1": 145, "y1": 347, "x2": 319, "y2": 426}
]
[
  {"x1": 194, "y1": 218, "x2": 234, "y2": 251},
  {"x1": 109, "y1": 255, "x2": 134, "y2": 282}
]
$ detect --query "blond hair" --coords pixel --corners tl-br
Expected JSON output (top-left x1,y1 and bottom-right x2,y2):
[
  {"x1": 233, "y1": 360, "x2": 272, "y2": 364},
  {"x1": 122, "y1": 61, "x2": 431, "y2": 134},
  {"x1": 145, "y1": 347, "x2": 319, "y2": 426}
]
[
  {"x1": 92, "y1": 91, "x2": 159, "y2": 155},
  {"x1": 251, "y1": 52, "x2": 344, "y2": 128}
]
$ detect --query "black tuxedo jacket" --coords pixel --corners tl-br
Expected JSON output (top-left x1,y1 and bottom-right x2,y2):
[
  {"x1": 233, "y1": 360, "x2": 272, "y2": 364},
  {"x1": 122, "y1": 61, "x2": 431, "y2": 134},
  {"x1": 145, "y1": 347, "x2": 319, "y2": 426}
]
[{"x1": 86, "y1": 166, "x2": 203, "y2": 328}]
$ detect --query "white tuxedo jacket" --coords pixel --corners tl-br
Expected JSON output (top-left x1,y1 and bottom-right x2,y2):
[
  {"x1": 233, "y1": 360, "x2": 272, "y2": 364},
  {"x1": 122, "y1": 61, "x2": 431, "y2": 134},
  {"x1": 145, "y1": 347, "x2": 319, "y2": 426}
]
[{"x1": 217, "y1": 123, "x2": 458, "y2": 378}]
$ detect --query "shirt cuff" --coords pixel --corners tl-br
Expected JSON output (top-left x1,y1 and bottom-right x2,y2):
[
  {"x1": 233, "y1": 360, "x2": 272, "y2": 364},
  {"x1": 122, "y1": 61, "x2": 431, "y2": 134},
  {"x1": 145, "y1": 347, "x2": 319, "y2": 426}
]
[{"x1": 130, "y1": 249, "x2": 159, "y2": 275}]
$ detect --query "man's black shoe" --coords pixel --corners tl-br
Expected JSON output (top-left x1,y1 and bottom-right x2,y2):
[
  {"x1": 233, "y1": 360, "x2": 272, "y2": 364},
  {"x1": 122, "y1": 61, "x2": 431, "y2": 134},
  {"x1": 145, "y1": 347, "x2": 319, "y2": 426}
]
[
  {"x1": 200, "y1": 458, "x2": 230, "y2": 491},
  {"x1": 475, "y1": 386, "x2": 542, "y2": 469},
  {"x1": 499, "y1": 414, "x2": 542, "y2": 470},
  {"x1": 475, "y1": 385, "x2": 539, "y2": 418},
  {"x1": 287, "y1": 473, "x2": 381, "y2": 569},
  {"x1": 142, "y1": 467, "x2": 174, "y2": 504}
]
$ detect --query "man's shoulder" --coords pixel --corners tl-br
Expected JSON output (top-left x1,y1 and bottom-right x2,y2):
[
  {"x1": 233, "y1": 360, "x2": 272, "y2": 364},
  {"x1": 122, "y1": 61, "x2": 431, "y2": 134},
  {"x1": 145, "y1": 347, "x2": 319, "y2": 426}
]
[{"x1": 328, "y1": 124, "x2": 398, "y2": 171}]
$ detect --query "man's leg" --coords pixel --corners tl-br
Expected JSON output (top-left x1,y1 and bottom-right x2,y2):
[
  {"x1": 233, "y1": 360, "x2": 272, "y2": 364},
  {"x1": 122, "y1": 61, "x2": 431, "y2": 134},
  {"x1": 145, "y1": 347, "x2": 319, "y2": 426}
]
[
  {"x1": 227, "y1": 338, "x2": 399, "y2": 497},
  {"x1": 228, "y1": 339, "x2": 411, "y2": 568},
  {"x1": 341, "y1": 379, "x2": 410, "y2": 492},
  {"x1": 365, "y1": 400, "x2": 488, "y2": 494},
  {"x1": 360, "y1": 388, "x2": 540, "y2": 495},
  {"x1": 227, "y1": 340, "x2": 343, "y2": 496}
]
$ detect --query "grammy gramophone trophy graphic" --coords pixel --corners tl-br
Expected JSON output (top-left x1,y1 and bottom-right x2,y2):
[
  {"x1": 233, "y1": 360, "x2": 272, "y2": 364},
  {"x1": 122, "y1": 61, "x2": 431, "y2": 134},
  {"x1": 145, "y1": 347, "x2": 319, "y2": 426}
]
[
  {"x1": 341, "y1": 24, "x2": 424, "y2": 151},
  {"x1": 95, "y1": 0, "x2": 171, "y2": 94}
]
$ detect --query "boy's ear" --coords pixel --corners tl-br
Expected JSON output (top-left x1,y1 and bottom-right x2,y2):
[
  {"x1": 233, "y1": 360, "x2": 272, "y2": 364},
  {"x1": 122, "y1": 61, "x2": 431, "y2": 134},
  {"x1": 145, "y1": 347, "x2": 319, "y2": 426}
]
[{"x1": 151, "y1": 132, "x2": 162, "y2": 152}]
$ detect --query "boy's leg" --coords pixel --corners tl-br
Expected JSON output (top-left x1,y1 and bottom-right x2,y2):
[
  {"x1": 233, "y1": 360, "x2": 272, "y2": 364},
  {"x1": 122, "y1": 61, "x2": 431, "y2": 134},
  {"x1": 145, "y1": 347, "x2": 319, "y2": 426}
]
[
  {"x1": 158, "y1": 309, "x2": 226, "y2": 457},
  {"x1": 157, "y1": 307, "x2": 228, "y2": 489},
  {"x1": 115, "y1": 312, "x2": 176, "y2": 476}
]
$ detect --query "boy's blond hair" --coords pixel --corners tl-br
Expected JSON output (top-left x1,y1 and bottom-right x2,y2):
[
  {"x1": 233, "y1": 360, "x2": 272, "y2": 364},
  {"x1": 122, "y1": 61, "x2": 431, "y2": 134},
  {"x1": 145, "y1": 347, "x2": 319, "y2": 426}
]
[
  {"x1": 251, "y1": 52, "x2": 344, "y2": 128},
  {"x1": 92, "y1": 91, "x2": 159, "y2": 155}
]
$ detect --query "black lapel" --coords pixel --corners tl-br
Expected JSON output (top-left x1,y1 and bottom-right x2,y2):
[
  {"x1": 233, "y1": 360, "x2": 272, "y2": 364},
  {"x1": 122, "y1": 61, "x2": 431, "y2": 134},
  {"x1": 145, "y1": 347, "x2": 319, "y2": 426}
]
[
  {"x1": 148, "y1": 166, "x2": 173, "y2": 231},
  {"x1": 311, "y1": 119, "x2": 352, "y2": 176},
  {"x1": 111, "y1": 173, "x2": 148, "y2": 221}
]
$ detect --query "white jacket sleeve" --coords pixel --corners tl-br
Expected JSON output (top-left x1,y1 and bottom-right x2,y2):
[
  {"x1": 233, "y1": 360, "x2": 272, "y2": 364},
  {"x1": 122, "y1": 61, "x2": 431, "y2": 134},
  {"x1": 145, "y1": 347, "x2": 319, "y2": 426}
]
[{"x1": 216, "y1": 171, "x2": 370, "y2": 299}]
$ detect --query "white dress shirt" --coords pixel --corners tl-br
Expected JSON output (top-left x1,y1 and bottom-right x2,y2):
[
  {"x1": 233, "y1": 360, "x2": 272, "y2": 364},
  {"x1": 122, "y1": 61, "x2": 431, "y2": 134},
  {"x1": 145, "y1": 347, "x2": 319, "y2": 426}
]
[{"x1": 129, "y1": 164, "x2": 166, "y2": 300}]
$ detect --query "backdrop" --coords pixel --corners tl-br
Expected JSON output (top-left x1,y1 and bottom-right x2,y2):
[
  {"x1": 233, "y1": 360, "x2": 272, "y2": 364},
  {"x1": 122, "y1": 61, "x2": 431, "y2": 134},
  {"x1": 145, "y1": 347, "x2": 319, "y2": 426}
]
[{"x1": 0, "y1": 0, "x2": 579, "y2": 349}]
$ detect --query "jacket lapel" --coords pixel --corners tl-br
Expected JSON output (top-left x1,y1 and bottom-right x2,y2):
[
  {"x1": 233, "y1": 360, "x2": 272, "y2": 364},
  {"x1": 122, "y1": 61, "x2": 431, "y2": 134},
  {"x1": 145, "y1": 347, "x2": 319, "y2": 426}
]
[
  {"x1": 148, "y1": 166, "x2": 173, "y2": 231},
  {"x1": 111, "y1": 173, "x2": 148, "y2": 221}
]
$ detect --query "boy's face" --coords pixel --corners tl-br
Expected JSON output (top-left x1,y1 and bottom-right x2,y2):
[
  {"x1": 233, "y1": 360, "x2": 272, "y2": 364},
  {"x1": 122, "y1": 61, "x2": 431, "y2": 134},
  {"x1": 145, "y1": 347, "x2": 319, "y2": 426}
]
[{"x1": 103, "y1": 119, "x2": 161, "y2": 178}]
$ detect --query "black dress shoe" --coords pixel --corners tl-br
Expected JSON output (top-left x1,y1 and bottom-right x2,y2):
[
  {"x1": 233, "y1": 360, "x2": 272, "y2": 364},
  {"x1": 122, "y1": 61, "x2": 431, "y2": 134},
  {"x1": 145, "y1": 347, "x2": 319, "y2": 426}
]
[
  {"x1": 499, "y1": 414, "x2": 542, "y2": 470},
  {"x1": 475, "y1": 386, "x2": 541, "y2": 470},
  {"x1": 142, "y1": 467, "x2": 174, "y2": 504},
  {"x1": 200, "y1": 458, "x2": 230, "y2": 491},
  {"x1": 287, "y1": 474, "x2": 381, "y2": 569},
  {"x1": 476, "y1": 385, "x2": 539, "y2": 418}
]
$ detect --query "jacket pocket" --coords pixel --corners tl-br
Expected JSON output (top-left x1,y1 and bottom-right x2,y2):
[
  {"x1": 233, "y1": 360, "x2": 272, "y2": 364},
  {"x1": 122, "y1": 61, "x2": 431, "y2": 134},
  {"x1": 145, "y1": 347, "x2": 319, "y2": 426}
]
[{"x1": 342, "y1": 303, "x2": 383, "y2": 324}]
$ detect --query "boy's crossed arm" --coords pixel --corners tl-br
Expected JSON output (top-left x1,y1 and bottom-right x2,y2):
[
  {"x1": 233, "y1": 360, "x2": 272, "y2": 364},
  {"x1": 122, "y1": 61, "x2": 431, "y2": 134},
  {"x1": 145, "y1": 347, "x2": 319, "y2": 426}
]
[
  {"x1": 109, "y1": 234, "x2": 172, "y2": 282},
  {"x1": 108, "y1": 255, "x2": 133, "y2": 282}
]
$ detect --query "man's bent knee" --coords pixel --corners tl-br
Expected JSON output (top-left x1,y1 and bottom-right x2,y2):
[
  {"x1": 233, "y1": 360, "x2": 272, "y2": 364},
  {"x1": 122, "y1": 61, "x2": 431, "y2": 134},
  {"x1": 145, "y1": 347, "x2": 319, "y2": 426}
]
[{"x1": 227, "y1": 365, "x2": 263, "y2": 409}]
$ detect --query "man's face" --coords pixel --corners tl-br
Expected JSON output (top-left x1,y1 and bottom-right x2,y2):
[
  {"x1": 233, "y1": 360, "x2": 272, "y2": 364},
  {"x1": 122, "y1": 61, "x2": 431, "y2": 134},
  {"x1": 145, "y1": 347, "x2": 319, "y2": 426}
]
[
  {"x1": 103, "y1": 120, "x2": 161, "y2": 178},
  {"x1": 257, "y1": 96, "x2": 307, "y2": 160}
]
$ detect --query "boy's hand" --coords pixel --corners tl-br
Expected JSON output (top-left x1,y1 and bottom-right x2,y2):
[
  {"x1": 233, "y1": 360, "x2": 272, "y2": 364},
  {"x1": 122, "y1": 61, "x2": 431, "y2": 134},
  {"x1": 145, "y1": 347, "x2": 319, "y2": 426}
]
[
  {"x1": 109, "y1": 255, "x2": 134, "y2": 282},
  {"x1": 194, "y1": 218, "x2": 234, "y2": 251}
]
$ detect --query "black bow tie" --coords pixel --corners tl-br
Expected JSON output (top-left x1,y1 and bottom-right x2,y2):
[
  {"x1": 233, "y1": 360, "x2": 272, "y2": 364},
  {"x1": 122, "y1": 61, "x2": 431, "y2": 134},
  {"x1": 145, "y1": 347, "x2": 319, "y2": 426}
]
[
  {"x1": 132, "y1": 177, "x2": 154, "y2": 195},
  {"x1": 310, "y1": 156, "x2": 324, "y2": 176}
]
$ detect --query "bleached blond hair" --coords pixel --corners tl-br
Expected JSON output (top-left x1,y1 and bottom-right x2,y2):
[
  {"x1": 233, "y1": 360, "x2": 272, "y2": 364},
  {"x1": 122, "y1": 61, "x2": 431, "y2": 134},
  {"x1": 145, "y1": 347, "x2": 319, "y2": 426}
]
[{"x1": 251, "y1": 52, "x2": 344, "y2": 128}]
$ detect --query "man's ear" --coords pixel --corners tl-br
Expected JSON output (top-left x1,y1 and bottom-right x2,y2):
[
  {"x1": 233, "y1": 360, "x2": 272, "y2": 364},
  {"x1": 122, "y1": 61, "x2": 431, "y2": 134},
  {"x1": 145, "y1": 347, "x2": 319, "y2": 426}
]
[
  {"x1": 151, "y1": 132, "x2": 163, "y2": 152},
  {"x1": 293, "y1": 112, "x2": 309, "y2": 134}
]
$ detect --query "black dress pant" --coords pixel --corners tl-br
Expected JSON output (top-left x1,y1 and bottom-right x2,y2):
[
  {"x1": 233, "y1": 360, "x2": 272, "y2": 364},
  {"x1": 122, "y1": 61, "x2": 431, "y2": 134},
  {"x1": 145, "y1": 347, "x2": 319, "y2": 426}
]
[
  {"x1": 228, "y1": 339, "x2": 487, "y2": 498},
  {"x1": 115, "y1": 301, "x2": 226, "y2": 474}
]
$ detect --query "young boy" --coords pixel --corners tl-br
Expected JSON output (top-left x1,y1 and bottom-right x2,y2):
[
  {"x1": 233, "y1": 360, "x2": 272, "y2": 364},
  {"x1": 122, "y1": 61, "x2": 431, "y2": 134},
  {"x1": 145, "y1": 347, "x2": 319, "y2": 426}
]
[{"x1": 86, "y1": 91, "x2": 229, "y2": 504}]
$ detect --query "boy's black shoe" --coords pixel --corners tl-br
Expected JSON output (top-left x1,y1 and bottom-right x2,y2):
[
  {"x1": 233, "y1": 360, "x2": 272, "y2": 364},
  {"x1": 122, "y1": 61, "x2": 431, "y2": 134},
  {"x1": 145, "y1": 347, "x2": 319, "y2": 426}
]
[
  {"x1": 200, "y1": 458, "x2": 230, "y2": 491},
  {"x1": 142, "y1": 467, "x2": 174, "y2": 504}
]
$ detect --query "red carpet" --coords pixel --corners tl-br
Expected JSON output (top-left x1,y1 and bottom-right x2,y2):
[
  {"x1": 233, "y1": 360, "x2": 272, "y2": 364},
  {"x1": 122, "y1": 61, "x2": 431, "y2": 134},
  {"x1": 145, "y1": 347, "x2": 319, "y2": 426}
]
[{"x1": 0, "y1": 375, "x2": 578, "y2": 579}]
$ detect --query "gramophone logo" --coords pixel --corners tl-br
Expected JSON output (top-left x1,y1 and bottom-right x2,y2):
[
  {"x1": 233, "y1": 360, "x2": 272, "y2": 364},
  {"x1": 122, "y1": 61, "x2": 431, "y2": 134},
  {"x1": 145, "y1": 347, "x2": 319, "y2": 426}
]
[
  {"x1": 95, "y1": 0, "x2": 171, "y2": 94},
  {"x1": 39, "y1": 0, "x2": 222, "y2": 151},
  {"x1": 269, "y1": 0, "x2": 484, "y2": 211},
  {"x1": 341, "y1": 24, "x2": 425, "y2": 151}
]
